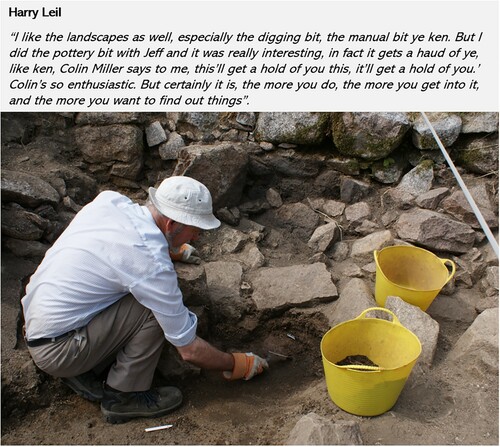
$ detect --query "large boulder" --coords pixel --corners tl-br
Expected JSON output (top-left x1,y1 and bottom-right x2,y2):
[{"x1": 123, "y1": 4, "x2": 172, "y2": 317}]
[
  {"x1": 173, "y1": 143, "x2": 248, "y2": 210},
  {"x1": 74, "y1": 124, "x2": 144, "y2": 180},
  {"x1": 454, "y1": 133, "x2": 499, "y2": 175},
  {"x1": 176, "y1": 112, "x2": 221, "y2": 141},
  {"x1": 446, "y1": 308, "x2": 498, "y2": 378},
  {"x1": 332, "y1": 112, "x2": 410, "y2": 160},
  {"x1": 272, "y1": 202, "x2": 321, "y2": 240},
  {"x1": 458, "y1": 112, "x2": 499, "y2": 133},
  {"x1": 204, "y1": 261, "x2": 245, "y2": 320},
  {"x1": 250, "y1": 263, "x2": 338, "y2": 311},
  {"x1": 441, "y1": 188, "x2": 498, "y2": 230},
  {"x1": 1, "y1": 170, "x2": 60, "y2": 208},
  {"x1": 254, "y1": 112, "x2": 329, "y2": 145},
  {"x1": 395, "y1": 209, "x2": 475, "y2": 253},
  {"x1": 412, "y1": 113, "x2": 462, "y2": 149}
]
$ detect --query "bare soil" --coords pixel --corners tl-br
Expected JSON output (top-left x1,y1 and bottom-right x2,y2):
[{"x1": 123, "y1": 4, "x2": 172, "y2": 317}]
[{"x1": 1, "y1": 259, "x2": 498, "y2": 446}]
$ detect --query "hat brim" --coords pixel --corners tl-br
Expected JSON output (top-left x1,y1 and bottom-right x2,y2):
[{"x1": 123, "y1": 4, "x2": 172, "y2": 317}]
[{"x1": 149, "y1": 187, "x2": 221, "y2": 230}]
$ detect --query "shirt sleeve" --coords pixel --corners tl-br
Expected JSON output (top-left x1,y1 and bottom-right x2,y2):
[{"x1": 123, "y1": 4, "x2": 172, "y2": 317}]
[{"x1": 129, "y1": 267, "x2": 198, "y2": 347}]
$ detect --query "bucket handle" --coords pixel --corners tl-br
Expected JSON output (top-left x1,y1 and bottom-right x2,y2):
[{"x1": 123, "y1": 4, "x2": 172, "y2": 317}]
[
  {"x1": 335, "y1": 364, "x2": 384, "y2": 372},
  {"x1": 440, "y1": 258, "x2": 456, "y2": 284},
  {"x1": 356, "y1": 307, "x2": 401, "y2": 326}
]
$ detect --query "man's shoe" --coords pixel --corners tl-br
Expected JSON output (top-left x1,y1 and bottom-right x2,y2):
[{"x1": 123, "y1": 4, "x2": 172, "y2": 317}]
[
  {"x1": 101, "y1": 385, "x2": 183, "y2": 424},
  {"x1": 61, "y1": 370, "x2": 104, "y2": 401}
]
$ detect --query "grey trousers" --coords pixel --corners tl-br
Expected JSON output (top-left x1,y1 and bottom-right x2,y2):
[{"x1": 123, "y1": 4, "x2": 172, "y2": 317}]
[{"x1": 27, "y1": 294, "x2": 165, "y2": 392}]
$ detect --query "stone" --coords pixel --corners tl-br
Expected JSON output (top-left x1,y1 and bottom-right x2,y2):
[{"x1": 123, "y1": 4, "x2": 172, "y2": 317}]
[
  {"x1": 441, "y1": 190, "x2": 498, "y2": 229},
  {"x1": 254, "y1": 112, "x2": 329, "y2": 145},
  {"x1": 340, "y1": 177, "x2": 372, "y2": 204},
  {"x1": 238, "y1": 198, "x2": 270, "y2": 215},
  {"x1": 350, "y1": 230, "x2": 393, "y2": 257},
  {"x1": 274, "y1": 202, "x2": 321, "y2": 240},
  {"x1": 484, "y1": 266, "x2": 499, "y2": 291},
  {"x1": 174, "y1": 263, "x2": 209, "y2": 307},
  {"x1": 395, "y1": 209, "x2": 476, "y2": 254},
  {"x1": 217, "y1": 226, "x2": 250, "y2": 253},
  {"x1": 382, "y1": 188, "x2": 415, "y2": 210},
  {"x1": 326, "y1": 155, "x2": 360, "y2": 175},
  {"x1": 205, "y1": 261, "x2": 245, "y2": 320},
  {"x1": 250, "y1": 263, "x2": 337, "y2": 311},
  {"x1": 331, "y1": 241, "x2": 350, "y2": 262},
  {"x1": 454, "y1": 133, "x2": 499, "y2": 175},
  {"x1": 3, "y1": 238, "x2": 49, "y2": 261},
  {"x1": 355, "y1": 220, "x2": 382, "y2": 236},
  {"x1": 173, "y1": 143, "x2": 248, "y2": 209},
  {"x1": 260, "y1": 149, "x2": 325, "y2": 178},
  {"x1": 446, "y1": 308, "x2": 499, "y2": 378},
  {"x1": 385, "y1": 296, "x2": 440, "y2": 372},
  {"x1": 158, "y1": 131, "x2": 185, "y2": 160},
  {"x1": 395, "y1": 160, "x2": 434, "y2": 196},
  {"x1": 415, "y1": 187, "x2": 449, "y2": 210},
  {"x1": 259, "y1": 141, "x2": 275, "y2": 151},
  {"x1": 75, "y1": 112, "x2": 140, "y2": 125},
  {"x1": 265, "y1": 188, "x2": 283, "y2": 208},
  {"x1": 412, "y1": 113, "x2": 462, "y2": 149},
  {"x1": 313, "y1": 170, "x2": 342, "y2": 197},
  {"x1": 1, "y1": 206, "x2": 47, "y2": 241},
  {"x1": 371, "y1": 152, "x2": 408, "y2": 184},
  {"x1": 145, "y1": 121, "x2": 168, "y2": 146},
  {"x1": 308, "y1": 198, "x2": 345, "y2": 218},
  {"x1": 326, "y1": 278, "x2": 376, "y2": 327},
  {"x1": 235, "y1": 112, "x2": 256, "y2": 128},
  {"x1": 345, "y1": 202, "x2": 371, "y2": 225},
  {"x1": 427, "y1": 289, "x2": 479, "y2": 324},
  {"x1": 74, "y1": 124, "x2": 144, "y2": 180},
  {"x1": 308, "y1": 222, "x2": 341, "y2": 252},
  {"x1": 287, "y1": 413, "x2": 363, "y2": 445},
  {"x1": 459, "y1": 112, "x2": 499, "y2": 133},
  {"x1": 177, "y1": 112, "x2": 220, "y2": 141},
  {"x1": 1, "y1": 170, "x2": 60, "y2": 208},
  {"x1": 333, "y1": 260, "x2": 363, "y2": 279},
  {"x1": 236, "y1": 244, "x2": 266, "y2": 269},
  {"x1": 215, "y1": 207, "x2": 240, "y2": 226},
  {"x1": 332, "y1": 112, "x2": 411, "y2": 160}
]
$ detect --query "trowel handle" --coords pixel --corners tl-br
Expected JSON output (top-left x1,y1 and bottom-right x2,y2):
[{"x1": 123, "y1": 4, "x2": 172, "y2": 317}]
[
  {"x1": 357, "y1": 307, "x2": 401, "y2": 326},
  {"x1": 440, "y1": 258, "x2": 456, "y2": 284}
]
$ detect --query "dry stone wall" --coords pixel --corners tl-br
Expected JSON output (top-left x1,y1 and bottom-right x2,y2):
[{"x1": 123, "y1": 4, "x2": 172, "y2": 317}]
[{"x1": 2, "y1": 111, "x2": 497, "y2": 259}]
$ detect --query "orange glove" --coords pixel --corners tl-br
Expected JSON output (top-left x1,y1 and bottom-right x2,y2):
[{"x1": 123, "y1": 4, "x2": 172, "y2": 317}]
[
  {"x1": 169, "y1": 243, "x2": 201, "y2": 264},
  {"x1": 223, "y1": 353, "x2": 269, "y2": 381}
]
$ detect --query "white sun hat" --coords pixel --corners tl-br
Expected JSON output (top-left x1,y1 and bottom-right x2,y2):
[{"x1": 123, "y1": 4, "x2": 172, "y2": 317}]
[{"x1": 148, "y1": 176, "x2": 221, "y2": 230}]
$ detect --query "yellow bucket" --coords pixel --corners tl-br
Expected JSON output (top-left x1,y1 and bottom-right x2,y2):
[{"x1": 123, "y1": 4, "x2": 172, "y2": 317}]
[
  {"x1": 320, "y1": 308, "x2": 422, "y2": 416},
  {"x1": 374, "y1": 245, "x2": 456, "y2": 311}
]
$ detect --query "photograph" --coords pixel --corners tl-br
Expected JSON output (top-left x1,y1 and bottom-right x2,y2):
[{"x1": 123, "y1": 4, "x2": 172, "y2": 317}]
[{"x1": 1, "y1": 111, "x2": 498, "y2": 444}]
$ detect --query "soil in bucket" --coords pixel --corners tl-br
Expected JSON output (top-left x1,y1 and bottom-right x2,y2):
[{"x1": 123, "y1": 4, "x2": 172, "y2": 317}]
[
  {"x1": 321, "y1": 308, "x2": 422, "y2": 416},
  {"x1": 336, "y1": 355, "x2": 379, "y2": 368}
]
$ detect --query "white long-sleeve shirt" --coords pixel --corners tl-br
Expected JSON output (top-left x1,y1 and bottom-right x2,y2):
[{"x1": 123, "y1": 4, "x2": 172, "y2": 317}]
[{"x1": 22, "y1": 191, "x2": 197, "y2": 347}]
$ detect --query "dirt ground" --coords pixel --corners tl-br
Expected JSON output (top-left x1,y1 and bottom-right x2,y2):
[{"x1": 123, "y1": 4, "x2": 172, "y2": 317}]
[{"x1": 1, "y1": 259, "x2": 498, "y2": 446}]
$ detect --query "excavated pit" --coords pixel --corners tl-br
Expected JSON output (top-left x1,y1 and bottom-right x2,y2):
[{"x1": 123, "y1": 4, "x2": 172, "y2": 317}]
[{"x1": 2, "y1": 114, "x2": 498, "y2": 445}]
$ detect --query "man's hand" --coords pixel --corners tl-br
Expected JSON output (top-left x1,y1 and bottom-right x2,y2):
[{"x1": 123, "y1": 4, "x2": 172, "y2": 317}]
[
  {"x1": 169, "y1": 243, "x2": 201, "y2": 264},
  {"x1": 223, "y1": 353, "x2": 269, "y2": 380}
]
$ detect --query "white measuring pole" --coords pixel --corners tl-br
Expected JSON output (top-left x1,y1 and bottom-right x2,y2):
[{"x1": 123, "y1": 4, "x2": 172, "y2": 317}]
[{"x1": 420, "y1": 112, "x2": 499, "y2": 259}]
